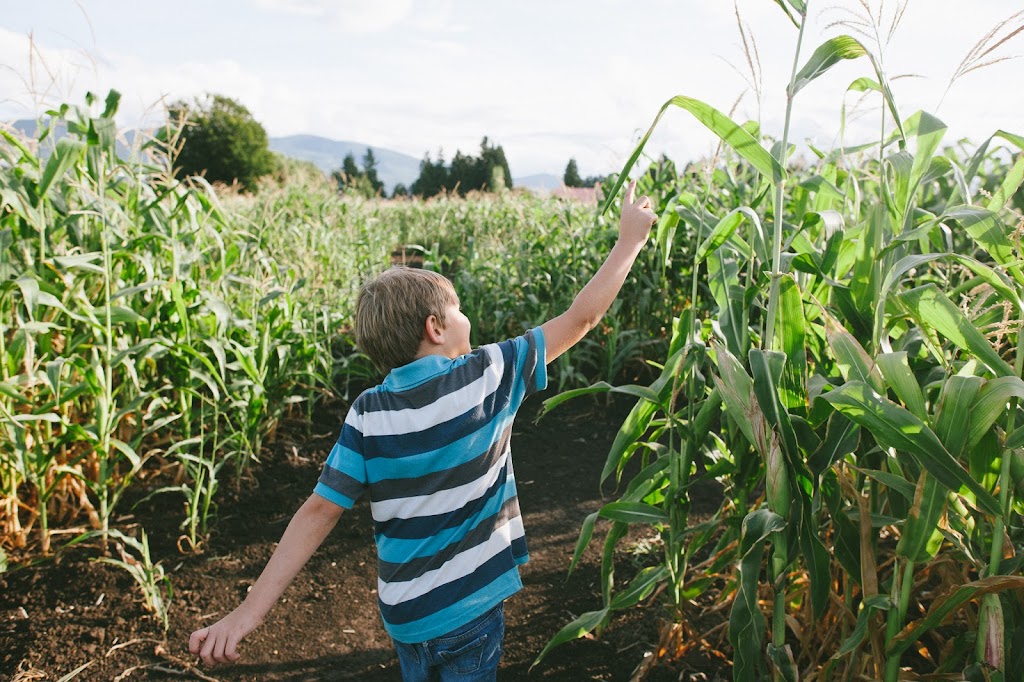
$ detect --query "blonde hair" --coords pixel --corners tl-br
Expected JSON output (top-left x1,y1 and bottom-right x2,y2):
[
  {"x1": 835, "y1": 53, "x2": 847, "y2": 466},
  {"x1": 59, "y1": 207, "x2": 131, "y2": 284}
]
[{"x1": 355, "y1": 267, "x2": 458, "y2": 373}]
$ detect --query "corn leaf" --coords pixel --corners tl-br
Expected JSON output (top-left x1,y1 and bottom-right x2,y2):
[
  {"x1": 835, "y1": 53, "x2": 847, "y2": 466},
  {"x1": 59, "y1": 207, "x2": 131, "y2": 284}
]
[
  {"x1": 900, "y1": 284, "x2": 1015, "y2": 378},
  {"x1": 889, "y1": 576, "x2": 1024, "y2": 657},
  {"x1": 791, "y1": 36, "x2": 868, "y2": 96},
  {"x1": 532, "y1": 608, "x2": 610, "y2": 668},
  {"x1": 567, "y1": 512, "x2": 598, "y2": 578},
  {"x1": 600, "y1": 95, "x2": 783, "y2": 215},
  {"x1": 598, "y1": 501, "x2": 670, "y2": 525},
  {"x1": 39, "y1": 138, "x2": 85, "y2": 201},
  {"x1": 969, "y1": 377, "x2": 1024, "y2": 452},
  {"x1": 729, "y1": 509, "x2": 787, "y2": 681},
  {"x1": 823, "y1": 381, "x2": 1000, "y2": 516},
  {"x1": 876, "y1": 352, "x2": 927, "y2": 421},
  {"x1": 608, "y1": 565, "x2": 668, "y2": 610}
]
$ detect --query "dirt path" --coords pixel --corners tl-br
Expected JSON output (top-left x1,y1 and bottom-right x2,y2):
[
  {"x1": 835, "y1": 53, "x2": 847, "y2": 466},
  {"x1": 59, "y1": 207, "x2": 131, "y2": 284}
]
[{"x1": 1, "y1": 396, "x2": 727, "y2": 681}]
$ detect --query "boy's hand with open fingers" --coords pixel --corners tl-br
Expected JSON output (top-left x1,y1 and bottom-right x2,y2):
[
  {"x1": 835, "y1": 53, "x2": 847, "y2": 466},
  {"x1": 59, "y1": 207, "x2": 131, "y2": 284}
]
[
  {"x1": 620, "y1": 179, "x2": 658, "y2": 246},
  {"x1": 189, "y1": 609, "x2": 260, "y2": 666}
]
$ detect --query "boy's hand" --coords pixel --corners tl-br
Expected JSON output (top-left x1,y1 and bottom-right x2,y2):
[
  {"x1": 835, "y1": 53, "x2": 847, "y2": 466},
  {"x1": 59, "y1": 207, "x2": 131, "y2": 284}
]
[
  {"x1": 189, "y1": 608, "x2": 260, "y2": 666},
  {"x1": 620, "y1": 180, "x2": 658, "y2": 246}
]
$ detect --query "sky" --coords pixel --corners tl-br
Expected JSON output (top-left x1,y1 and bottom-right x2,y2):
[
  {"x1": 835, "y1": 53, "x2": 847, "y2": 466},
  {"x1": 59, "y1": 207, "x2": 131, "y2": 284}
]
[{"x1": 1, "y1": 1, "x2": 1022, "y2": 179}]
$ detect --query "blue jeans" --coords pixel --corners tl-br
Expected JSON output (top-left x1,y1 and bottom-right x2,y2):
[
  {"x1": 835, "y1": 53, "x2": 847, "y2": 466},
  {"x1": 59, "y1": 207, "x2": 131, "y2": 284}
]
[{"x1": 392, "y1": 603, "x2": 504, "y2": 681}]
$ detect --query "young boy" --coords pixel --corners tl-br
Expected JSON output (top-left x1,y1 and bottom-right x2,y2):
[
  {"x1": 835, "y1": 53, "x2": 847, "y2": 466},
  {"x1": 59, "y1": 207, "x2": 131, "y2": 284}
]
[{"x1": 189, "y1": 180, "x2": 657, "y2": 678}]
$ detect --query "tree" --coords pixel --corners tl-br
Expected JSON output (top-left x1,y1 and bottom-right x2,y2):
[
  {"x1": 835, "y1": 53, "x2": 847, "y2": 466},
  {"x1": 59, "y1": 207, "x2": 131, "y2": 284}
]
[
  {"x1": 479, "y1": 137, "x2": 512, "y2": 192},
  {"x1": 411, "y1": 151, "x2": 449, "y2": 198},
  {"x1": 333, "y1": 150, "x2": 384, "y2": 198},
  {"x1": 361, "y1": 148, "x2": 384, "y2": 196},
  {"x1": 563, "y1": 158, "x2": 583, "y2": 187},
  {"x1": 169, "y1": 94, "x2": 276, "y2": 192},
  {"x1": 412, "y1": 138, "x2": 513, "y2": 198}
]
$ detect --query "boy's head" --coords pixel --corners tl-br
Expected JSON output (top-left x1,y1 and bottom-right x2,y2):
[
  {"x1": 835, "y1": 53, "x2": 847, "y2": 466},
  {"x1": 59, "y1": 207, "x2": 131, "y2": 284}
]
[{"x1": 356, "y1": 266, "x2": 463, "y2": 373}]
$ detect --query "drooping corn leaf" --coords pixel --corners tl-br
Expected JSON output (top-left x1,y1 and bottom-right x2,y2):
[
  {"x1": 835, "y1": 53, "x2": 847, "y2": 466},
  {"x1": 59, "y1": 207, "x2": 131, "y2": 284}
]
[{"x1": 824, "y1": 381, "x2": 1000, "y2": 516}]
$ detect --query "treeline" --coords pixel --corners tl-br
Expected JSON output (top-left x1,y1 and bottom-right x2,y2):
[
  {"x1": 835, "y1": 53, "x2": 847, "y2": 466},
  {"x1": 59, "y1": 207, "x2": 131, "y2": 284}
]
[
  {"x1": 168, "y1": 92, "x2": 601, "y2": 198},
  {"x1": 336, "y1": 137, "x2": 512, "y2": 199}
]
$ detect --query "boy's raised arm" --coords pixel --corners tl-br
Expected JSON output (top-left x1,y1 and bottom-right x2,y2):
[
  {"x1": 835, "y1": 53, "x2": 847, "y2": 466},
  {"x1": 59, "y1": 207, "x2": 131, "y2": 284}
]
[
  {"x1": 541, "y1": 179, "x2": 658, "y2": 363},
  {"x1": 189, "y1": 493, "x2": 344, "y2": 666}
]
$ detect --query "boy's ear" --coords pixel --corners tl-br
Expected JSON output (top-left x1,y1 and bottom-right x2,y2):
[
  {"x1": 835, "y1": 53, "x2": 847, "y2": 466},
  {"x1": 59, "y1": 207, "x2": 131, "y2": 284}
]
[{"x1": 423, "y1": 313, "x2": 445, "y2": 345}]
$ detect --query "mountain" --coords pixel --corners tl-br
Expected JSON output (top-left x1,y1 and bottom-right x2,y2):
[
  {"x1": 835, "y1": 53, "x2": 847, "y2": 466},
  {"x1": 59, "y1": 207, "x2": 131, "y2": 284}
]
[{"x1": 268, "y1": 135, "x2": 421, "y2": 193}]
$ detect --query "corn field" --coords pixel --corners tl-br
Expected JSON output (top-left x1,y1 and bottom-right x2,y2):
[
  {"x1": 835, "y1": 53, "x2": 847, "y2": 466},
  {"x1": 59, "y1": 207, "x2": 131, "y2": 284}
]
[
  {"x1": 0, "y1": 92, "x2": 686, "y2": 570},
  {"x1": 3, "y1": 1, "x2": 1024, "y2": 678}
]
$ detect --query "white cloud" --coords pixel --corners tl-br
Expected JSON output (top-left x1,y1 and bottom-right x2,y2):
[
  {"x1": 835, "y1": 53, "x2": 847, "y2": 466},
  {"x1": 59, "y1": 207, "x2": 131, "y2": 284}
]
[{"x1": 256, "y1": 0, "x2": 415, "y2": 33}]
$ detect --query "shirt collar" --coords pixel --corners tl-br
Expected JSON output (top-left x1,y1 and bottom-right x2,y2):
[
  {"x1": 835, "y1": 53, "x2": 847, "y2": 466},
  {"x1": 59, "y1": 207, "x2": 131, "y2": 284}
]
[{"x1": 384, "y1": 354, "x2": 454, "y2": 391}]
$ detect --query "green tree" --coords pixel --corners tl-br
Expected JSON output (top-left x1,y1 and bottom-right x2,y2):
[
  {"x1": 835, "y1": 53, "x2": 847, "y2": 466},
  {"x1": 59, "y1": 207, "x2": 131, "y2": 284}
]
[
  {"x1": 563, "y1": 158, "x2": 583, "y2": 187},
  {"x1": 411, "y1": 151, "x2": 449, "y2": 198},
  {"x1": 411, "y1": 138, "x2": 513, "y2": 198},
  {"x1": 361, "y1": 148, "x2": 384, "y2": 196},
  {"x1": 333, "y1": 150, "x2": 384, "y2": 198},
  {"x1": 169, "y1": 94, "x2": 276, "y2": 192},
  {"x1": 479, "y1": 137, "x2": 512, "y2": 192}
]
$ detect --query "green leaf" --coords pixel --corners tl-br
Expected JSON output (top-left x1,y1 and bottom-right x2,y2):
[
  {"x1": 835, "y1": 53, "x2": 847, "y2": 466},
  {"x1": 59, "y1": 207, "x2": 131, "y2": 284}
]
[
  {"x1": 823, "y1": 381, "x2": 1000, "y2": 516},
  {"x1": 598, "y1": 346, "x2": 693, "y2": 485},
  {"x1": 945, "y1": 205, "x2": 1018, "y2": 275},
  {"x1": 749, "y1": 349, "x2": 798, "y2": 459},
  {"x1": 900, "y1": 284, "x2": 1015, "y2": 378},
  {"x1": 848, "y1": 465, "x2": 916, "y2": 501},
  {"x1": 773, "y1": 276, "x2": 807, "y2": 410},
  {"x1": 713, "y1": 344, "x2": 758, "y2": 452},
  {"x1": 808, "y1": 413, "x2": 860, "y2": 477},
  {"x1": 609, "y1": 565, "x2": 668, "y2": 610},
  {"x1": 598, "y1": 501, "x2": 669, "y2": 525},
  {"x1": 876, "y1": 352, "x2": 927, "y2": 421},
  {"x1": 897, "y1": 471, "x2": 946, "y2": 562},
  {"x1": 835, "y1": 594, "x2": 890, "y2": 657},
  {"x1": 567, "y1": 512, "x2": 598, "y2": 578},
  {"x1": 970, "y1": 376, "x2": 1024, "y2": 452},
  {"x1": 790, "y1": 36, "x2": 868, "y2": 96},
  {"x1": 39, "y1": 137, "x2": 86, "y2": 200},
  {"x1": 533, "y1": 609, "x2": 609, "y2": 668},
  {"x1": 986, "y1": 154, "x2": 1024, "y2": 214},
  {"x1": 729, "y1": 509, "x2": 787, "y2": 681},
  {"x1": 600, "y1": 95, "x2": 783, "y2": 215},
  {"x1": 695, "y1": 207, "x2": 764, "y2": 263},
  {"x1": 820, "y1": 305, "x2": 884, "y2": 393},
  {"x1": 934, "y1": 375, "x2": 984, "y2": 459}
]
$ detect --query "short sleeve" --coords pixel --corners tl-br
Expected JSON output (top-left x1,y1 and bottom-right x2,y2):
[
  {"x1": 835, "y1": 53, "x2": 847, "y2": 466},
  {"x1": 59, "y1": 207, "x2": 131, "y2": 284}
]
[
  {"x1": 494, "y1": 327, "x2": 548, "y2": 411},
  {"x1": 314, "y1": 405, "x2": 368, "y2": 508}
]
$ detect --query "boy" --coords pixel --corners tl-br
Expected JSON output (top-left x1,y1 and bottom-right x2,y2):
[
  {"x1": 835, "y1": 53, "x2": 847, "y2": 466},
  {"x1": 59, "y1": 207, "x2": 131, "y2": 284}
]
[{"x1": 189, "y1": 180, "x2": 657, "y2": 678}]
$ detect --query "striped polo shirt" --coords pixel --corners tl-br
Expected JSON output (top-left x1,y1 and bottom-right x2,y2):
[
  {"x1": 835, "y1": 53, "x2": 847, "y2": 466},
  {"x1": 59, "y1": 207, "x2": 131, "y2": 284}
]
[{"x1": 314, "y1": 328, "x2": 547, "y2": 643}]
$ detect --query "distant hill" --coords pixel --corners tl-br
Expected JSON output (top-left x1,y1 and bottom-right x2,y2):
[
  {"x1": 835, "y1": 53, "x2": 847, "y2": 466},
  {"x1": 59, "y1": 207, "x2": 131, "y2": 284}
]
[{"x1": 268, "y1": 135, "x2": 421, "y2": 193}]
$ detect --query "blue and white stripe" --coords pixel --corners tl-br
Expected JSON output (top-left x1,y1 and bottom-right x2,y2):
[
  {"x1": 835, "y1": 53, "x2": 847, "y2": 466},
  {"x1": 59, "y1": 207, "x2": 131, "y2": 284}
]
[{"x1": 314, "y1": 328, "x2": 546, "y2": 643}]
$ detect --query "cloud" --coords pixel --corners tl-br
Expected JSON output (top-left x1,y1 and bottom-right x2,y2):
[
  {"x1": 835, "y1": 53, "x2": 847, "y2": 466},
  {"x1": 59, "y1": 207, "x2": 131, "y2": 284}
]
[{"x1": 255, "y1": 0, "x2": 415, "y2": 33}]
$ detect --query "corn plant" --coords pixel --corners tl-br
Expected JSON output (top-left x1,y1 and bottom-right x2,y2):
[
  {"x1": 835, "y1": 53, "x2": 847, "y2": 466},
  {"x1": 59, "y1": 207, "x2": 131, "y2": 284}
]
[
  {"x1": 538, "y1": 2, "x2": 1024, "y2": 679},
  {"x1": 94, "y1": 528, "x2": 173, "y2": 631}
]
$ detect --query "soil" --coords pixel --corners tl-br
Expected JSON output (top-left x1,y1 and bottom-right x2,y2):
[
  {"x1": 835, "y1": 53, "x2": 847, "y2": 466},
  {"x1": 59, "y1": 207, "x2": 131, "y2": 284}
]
[{"x1": 0, "y1": 395, "x2": 729, "y2": 682}]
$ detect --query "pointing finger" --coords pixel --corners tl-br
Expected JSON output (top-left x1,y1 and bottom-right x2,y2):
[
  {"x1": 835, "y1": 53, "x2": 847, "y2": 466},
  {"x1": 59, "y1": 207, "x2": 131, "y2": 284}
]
[{"x1": 625, "y1": 179, "x2": 636, "y2": 204}]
